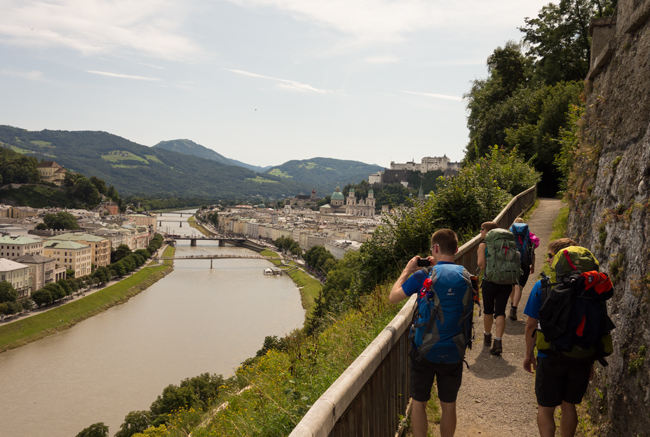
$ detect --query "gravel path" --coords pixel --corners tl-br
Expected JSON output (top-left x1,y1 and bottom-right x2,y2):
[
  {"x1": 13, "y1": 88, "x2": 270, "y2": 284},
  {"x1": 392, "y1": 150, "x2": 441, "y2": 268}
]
[{"x1": 442, "y1": 198, "x2": 562, "y2": 436}]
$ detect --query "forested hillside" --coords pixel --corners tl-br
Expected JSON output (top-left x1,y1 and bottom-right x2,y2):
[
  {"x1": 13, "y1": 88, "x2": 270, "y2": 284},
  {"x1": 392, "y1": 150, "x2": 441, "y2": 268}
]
[
  {"x1": 265, "y1": 157, "x2": 382, "y2": 194},
  {"x1": 0, "y1": 126, "x2": 310, "y2": 199},
  {"x1": 153, "y1": 139, "x2": 270, "y2": 173}
]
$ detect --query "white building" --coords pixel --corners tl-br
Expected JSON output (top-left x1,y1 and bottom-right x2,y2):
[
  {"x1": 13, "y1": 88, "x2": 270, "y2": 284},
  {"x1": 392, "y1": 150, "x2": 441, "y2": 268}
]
[{"x1": 0, "y1": 258, "x2": 32, "y2": 298}]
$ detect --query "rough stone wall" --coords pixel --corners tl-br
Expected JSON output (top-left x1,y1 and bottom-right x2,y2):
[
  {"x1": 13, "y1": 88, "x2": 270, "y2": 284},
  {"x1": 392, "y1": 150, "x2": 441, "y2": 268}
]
[{"x1": 567, "y1": 1, "x2": 650, "y2": 434}]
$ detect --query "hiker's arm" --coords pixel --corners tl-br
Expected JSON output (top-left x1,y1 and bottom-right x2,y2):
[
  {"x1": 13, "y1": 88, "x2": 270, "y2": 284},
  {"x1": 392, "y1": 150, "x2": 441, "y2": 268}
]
[
  {"x1": 389, "y1": 257, "x2": 419, "y2": 304},
  {"x1": 523, "y1": 316, "x2": 538, "y2": 373},
  {"x1": 477, "y1": 242, "x2": 486, "y2": 270}
]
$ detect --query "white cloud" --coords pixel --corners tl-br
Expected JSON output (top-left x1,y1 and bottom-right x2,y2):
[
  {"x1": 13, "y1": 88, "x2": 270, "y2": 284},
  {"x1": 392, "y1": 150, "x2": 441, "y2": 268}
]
[
  {"x1": 0, "y1": 0, "x2": 203, "y2": 61},
  {"x1": 86, "y1": 70, "x2": 162, "y2": 81},
  {"x1": 402, "y1": 90, "x2": 463, "y2": 102},
  {"x1": 363, "y1": 54, "x2": 400, "y2": 64},
  {"x1": 225, "y1": 68, "x2": 333, "y2": 93},
  {"x1": 226, "y1": 0, "x2": 552, "y2": 44},
  {"x1": 0, "y1": 68, "x2": 44, "y2": 81}
]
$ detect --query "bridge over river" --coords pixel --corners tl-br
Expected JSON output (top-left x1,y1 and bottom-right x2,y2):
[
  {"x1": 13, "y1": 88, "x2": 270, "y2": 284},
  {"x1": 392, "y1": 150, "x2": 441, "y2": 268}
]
[{"x1": 159, "y1": 253, "x2": 283, "y2": 268}]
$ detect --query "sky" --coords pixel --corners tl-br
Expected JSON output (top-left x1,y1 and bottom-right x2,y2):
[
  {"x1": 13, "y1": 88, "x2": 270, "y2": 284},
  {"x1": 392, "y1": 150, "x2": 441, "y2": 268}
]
[{"x1": 0, "y1": 0, "x2": 556, "y2": 168}]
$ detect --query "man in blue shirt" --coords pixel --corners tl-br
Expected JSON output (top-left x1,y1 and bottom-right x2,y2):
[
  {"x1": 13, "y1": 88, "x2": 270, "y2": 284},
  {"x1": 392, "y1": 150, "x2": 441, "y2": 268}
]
[
  {"x1": 523, "y1": 238, "x2": 596, "y2": 437},
  {"x1": 389, "y1": 229, "x2": 465, "y2": 437}
]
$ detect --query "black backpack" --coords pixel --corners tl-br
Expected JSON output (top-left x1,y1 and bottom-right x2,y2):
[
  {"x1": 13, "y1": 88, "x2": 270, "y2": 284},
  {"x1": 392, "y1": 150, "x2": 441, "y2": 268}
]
[{"x1": 537, "y1": 271, "x2": 615, "y2": 365}]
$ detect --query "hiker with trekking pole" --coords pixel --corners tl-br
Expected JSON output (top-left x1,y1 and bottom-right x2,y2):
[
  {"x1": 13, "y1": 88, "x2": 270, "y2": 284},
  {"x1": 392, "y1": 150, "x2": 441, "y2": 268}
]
[
  {"x1": 523, "y1": 238, "x2": 615, "y2": 437},
  {"x1": 389, "y1": 229, "x2": 478, "y2": 437}
]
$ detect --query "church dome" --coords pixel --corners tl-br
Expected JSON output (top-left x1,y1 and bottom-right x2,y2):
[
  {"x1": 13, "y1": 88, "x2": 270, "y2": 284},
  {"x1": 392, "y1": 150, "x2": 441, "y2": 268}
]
[{"x1": 331, "y1": 186, "x2": 344, "y2": 200}]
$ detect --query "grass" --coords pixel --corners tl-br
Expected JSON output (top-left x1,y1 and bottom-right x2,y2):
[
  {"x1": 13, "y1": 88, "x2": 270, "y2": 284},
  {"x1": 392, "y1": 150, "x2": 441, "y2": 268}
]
[
  {"x1": 245, "y1": 176, "x2": 279, "y2": 184},
  {"x1": 0, "y1": 247, "x2": 174, "y2": 353},
  {"x1": 188, "y1": 216, "x2": 212, "y2": 236},
  {"x1": 267, "y1": 169, "x2": 292, "y2": 178},
  {"x1": 550, "y1": 201, "x2": 570, "y2": 241}
]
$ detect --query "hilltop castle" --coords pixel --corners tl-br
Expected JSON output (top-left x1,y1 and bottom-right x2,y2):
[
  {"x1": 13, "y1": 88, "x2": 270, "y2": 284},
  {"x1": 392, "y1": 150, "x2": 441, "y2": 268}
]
[{"x1": 368, "y1": 155, "x2": 461, "y2": 186}]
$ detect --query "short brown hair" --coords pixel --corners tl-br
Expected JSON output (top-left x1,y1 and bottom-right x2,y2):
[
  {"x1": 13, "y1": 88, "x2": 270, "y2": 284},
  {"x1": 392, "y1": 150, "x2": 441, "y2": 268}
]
[
  {"x1": 431, "y1": 229, "x2": 458, "y2": 255},
  {"x1": 547, "y1": 238, "x2": 577, "y2": 255},
  {"x1": 514, "y1": 217, "x2": 524, "y2": 223},
  {"x1": 481, "y1": 221, "x2": 499, "y2": 232}
]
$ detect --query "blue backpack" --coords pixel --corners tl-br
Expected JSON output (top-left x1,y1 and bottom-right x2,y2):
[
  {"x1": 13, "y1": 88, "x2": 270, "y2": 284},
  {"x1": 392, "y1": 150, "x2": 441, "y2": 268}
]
[
  {"x1": 510, "y1": 223, "x2": 534, "y2": 265},
  {"x1": 409, "y1": 264, "x2": 476, "y2": 364}
]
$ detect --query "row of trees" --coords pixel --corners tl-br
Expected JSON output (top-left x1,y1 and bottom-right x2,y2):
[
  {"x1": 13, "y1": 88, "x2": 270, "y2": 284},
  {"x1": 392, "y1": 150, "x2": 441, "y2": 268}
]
[
  {"x1": 274, "y1": 236, "x2": 302, "y2": 257},
  {"x1": 0, "y1": 234, "x2": 164, "y2": 315},
  {"x1": 76, "y1": 373, "x2": 228, "y2": 437},
  {"x1": 464, "y1": 0, "x2": 616, "y2": 195}
]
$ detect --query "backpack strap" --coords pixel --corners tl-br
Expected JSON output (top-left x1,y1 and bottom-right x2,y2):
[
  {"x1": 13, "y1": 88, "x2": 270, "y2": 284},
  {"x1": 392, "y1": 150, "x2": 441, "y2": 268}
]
[{"x1": 562, "y1": 250, "x2": 578, "y2": 271}]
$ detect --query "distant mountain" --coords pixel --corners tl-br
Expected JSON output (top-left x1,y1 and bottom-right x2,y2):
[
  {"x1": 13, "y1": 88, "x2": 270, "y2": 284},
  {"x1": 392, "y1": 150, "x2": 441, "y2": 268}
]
[
  {"x1": 153, "y1": 139, "x2": 270, "y2": 173},
  {"x1": 265, "y1": 158, "x2": 383, "y2": 195},
  {"x1": 0, "y1": 125, "x2": 309, "y2": 199}
]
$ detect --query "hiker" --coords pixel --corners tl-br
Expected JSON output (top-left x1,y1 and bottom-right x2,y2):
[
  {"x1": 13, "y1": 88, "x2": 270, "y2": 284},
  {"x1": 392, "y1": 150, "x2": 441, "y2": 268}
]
[
  {"x1": 477, "y1": 221, "x2": 522, "y2": 355},
  {"x1": 389, "y1": 229, "x2": 473, "y2": 437},
  {"x1": 523, "y1": 238, "x2": 606, "y2": 437},
  {"x1": 508, "y1": 218, "x2": 538, "y2": 321}
]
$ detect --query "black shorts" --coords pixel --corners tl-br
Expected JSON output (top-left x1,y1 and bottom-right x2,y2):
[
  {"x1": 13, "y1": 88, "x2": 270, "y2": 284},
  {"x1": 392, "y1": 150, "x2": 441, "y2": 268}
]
[
  {"x1": 535, "y1": 355, "x2": 593, "y2": 407},
  {"x1": 518, "y1": 263, "x2": 531, "y2": 287},
  {"x1": 409, "y1": 350, "x2": 463, "y2": 403},
  {"x1": 481, "y1": 280, "x2": 511, "y2": 317}
]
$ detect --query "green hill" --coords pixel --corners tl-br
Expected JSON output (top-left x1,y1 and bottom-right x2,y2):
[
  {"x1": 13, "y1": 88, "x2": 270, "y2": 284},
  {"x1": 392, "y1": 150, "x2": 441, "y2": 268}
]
[
  {"x1": 153, "y1": 139, "x2": 270, "y2": 173},
  {"x1": 265, "y1": 158, "x2": 382, "y2": 194}
]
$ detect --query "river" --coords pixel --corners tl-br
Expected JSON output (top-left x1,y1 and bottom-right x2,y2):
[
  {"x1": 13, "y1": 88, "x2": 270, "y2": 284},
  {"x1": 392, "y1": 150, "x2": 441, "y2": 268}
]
[{"x1": 0, "y1": 212, "x2": 305, "y2": 437}]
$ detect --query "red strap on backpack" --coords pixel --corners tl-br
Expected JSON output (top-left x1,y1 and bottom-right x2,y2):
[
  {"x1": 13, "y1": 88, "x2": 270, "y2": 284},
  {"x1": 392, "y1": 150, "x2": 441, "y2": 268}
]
[{"x1": 562, "y1": 250, "x2": 577, "y2": 270}]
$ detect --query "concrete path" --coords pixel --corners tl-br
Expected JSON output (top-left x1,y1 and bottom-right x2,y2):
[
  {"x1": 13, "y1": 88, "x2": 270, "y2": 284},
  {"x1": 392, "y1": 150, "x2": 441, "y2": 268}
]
[{"x1": 447, "y1": 198, "x2": 563, "y2": 436}]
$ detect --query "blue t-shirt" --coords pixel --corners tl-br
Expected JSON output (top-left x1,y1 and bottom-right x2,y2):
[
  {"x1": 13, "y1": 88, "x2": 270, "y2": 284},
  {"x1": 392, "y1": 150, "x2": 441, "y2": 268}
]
[{"x1": 523, "y1": 279, "x2": 546, "y2": 357}]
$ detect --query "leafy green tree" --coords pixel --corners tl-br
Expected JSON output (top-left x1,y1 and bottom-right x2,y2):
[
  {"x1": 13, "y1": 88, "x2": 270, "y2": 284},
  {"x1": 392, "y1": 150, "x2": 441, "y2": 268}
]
[
  {"x1": 35, "y1": 223, "x2": 48, "y2": 230},
  {"x1": 31, "y1": 289, "x2": 53, "y2": 307},
  {"x1": 89, "y1": 176, "x2": 107, "y2": 195},
  {"x1": 112, "y1": 244, "x2": 132, "y2": 263},
  {"x1": 72, "y1": 176, "x2": 101, "y2": 208},
  {"x1": 111, "y1": 262, "x2": 127, "y2": 278},
  {"x1": 0, "y1": 281, "x2": 18, "y2": 303},
  {"x1": 519, "y1": 0, "x2": 614, "y2": 85},
  {"x1": 57, "y1": 279, "x2": 73, "y2": 296},
  {"x1": 75, "y1": 422, "x2": 109, "y2": 437},
  {"x1": 115, "y1": 411, "x2": 151, "y2": 437},
  {"x1": 43, "y1": 211, "x2": 80, "y2": 230}
]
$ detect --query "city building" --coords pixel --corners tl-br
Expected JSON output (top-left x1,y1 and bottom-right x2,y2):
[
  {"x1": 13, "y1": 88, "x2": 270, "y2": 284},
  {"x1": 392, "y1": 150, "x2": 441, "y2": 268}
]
[
  {"x1": 13, "y1": 254, "x2": 63, "y2": 293},
  {"x1": 125, "y1": 213, "x2": 157, "y2": 233},
  {"x1": 0, "y1": 235, "x2": 44, "y2": 259},
  {"x1": 47, "y1": 233, "x2": 111, "y2": 267},
  {"x1": 37, "y1": 161, "x2": 67, "y2": 185},
  {"x1": 43, "y1": 240, "x2": 92, "y2": 277},
  {"x1": 0, "y1": 258, "x2": 32, "y2": 298}
]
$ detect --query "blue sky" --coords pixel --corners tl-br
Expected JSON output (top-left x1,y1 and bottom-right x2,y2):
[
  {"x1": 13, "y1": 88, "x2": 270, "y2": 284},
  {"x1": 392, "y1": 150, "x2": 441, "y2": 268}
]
[{"x1": 0, "y1": 0, "x2": 555, "y2": 168}]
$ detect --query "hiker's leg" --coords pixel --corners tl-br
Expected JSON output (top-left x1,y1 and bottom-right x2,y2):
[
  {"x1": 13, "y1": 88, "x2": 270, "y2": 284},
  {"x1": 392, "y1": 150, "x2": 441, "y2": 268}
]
[
  {"x1": 483, "y1": 312, "x2": 494, "y2": 333},
  {"x1": 537, "y1": 405, "x2": 557, "y2": 437},
  {"x1": 495, "y1": 314, "x2": 506, "y2": 338},
  {"x1": 559, "y1": 402, "x2": 578, "y2": 437},
  {"x1": 512, "y1": 285, "x2": 522, "y2": 307},
  {"x1": 411, "y1": 400, "x2": 428, "y2": 437},
  {"x1": 439, "y1": 401, "x2": 457, "y2": 437}
]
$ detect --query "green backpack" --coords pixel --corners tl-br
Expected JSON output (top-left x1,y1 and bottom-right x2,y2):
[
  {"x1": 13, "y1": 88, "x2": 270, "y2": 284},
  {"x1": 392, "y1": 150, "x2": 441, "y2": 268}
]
[
  {"x1": 549, "y1": 246, "x2": 600, "y2": 283},
  {"x1": 484, "y1": 228, "x2": 523, "y2": 285}
]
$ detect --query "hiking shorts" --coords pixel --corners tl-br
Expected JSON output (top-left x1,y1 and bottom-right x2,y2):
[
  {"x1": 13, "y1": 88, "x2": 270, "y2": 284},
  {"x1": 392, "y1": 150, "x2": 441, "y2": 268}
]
[
  {"x1": 481, "y1": 280, "x2": 511, "y2": 317},
  {"x1": 409, "y1": 350, "x2": 463, "y2": 403},
  {"x1": 518, "y1": 263, "x2": 531, "y2": 287},
  {"x1": 535, "y1": 355, "x2": 593, "y2": 407}
]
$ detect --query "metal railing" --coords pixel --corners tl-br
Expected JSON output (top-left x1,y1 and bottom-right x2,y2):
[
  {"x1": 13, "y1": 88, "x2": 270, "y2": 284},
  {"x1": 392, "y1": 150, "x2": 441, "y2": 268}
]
[{"x1": 289, "y1": 185, "x2": 537, "y2": 437}]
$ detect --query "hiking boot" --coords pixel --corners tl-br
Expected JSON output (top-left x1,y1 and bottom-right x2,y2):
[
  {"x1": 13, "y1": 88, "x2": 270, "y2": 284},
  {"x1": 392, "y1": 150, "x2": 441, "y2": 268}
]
[
  {"x1": 490, "y1": 339, "x2": 503, "y2": 355},
  {"x1": 483, "y1": 333, "x2": 492, "y2": 347},
  {"x1": 509, "y1": 306, "x2": 517, "y2": 321}
]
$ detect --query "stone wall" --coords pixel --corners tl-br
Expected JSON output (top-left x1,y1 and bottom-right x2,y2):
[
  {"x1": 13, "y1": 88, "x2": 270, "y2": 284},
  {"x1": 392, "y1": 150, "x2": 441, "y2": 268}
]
[{"x1": 567, "y1": 1, "x2": 650, "y2": 434}]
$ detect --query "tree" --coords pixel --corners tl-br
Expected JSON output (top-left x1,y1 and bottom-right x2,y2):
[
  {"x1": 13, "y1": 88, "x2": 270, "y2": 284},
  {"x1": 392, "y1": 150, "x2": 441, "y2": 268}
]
[
  {"x1": 75, "y1": 422, "x2": 109, "y2": 437},
  {"x1": 0, "y1": 281, "x2": 18, "y2": 303},
  {"x1": 112, "y1": 244, "x2": 132, "y2": 263},
  {"x1": 35, "y1": 223, "x2": 48, "y2": 230},
  {"x1": 31, "y1": 289, "x2": 53, "y2": 307},
  {"x1": 72, "y1": 176, "x2": 102, "y2": 208},
  {"x1": 89, "y1": 176, "x2": 107, "y2": 195},
  {"x1": 115, "y1": 411, "x2": 151, "y2": 437},
  {"x1": 519, "y1": 0, "x2": 615, "y2": 85},
  {"x1": 43, "y1": 211, "x2": 80, "y2": 230}
]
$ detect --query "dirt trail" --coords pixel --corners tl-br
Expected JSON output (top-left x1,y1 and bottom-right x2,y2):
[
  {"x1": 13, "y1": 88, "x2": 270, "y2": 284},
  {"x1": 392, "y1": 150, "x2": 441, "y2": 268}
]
[{"x1": 450, "y1": 198, "x2": 562, "y2": 436}]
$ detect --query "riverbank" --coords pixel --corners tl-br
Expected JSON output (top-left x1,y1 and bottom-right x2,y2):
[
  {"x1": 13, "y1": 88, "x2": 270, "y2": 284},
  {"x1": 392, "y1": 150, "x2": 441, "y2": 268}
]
[{"x1": 0, "y1": 246, "x2": 175, "y2": 354}]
